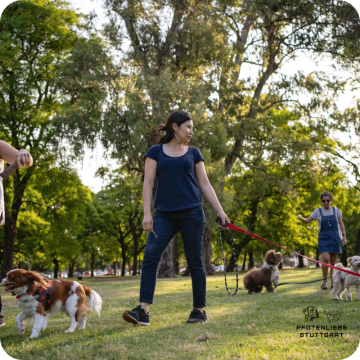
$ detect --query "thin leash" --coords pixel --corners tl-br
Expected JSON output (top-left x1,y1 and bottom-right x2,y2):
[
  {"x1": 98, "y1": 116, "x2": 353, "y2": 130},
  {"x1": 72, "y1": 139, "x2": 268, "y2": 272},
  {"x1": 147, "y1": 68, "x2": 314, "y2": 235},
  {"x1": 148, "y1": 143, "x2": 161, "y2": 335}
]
[
  {"x1": 217, "y1": 218, "x2": 360, "y2": 279},
  {"x1": 218, "y1": 219, "x2": 239, "y2": 295},
  {"x1": 274, "y1": 276, "x2": 332, "y2": 289}
]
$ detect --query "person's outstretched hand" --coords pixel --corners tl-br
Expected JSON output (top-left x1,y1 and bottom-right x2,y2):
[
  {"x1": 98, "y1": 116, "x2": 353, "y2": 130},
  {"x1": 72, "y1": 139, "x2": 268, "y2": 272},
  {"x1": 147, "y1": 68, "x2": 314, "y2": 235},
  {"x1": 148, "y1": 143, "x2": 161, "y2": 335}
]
[{"x1": 16, "y1": 149, "x2": 33, "y2": 168}]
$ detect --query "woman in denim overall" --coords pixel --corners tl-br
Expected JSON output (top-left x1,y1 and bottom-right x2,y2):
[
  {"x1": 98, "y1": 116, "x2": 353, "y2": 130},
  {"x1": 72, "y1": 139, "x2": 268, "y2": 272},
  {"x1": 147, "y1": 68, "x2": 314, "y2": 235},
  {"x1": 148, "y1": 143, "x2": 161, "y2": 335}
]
[
  {"x1": 297, "y1": 191, "x2": 347, "y2": 290},
  {"x1": 122, "y1": 111, "x2": 230, "y2": 326}
]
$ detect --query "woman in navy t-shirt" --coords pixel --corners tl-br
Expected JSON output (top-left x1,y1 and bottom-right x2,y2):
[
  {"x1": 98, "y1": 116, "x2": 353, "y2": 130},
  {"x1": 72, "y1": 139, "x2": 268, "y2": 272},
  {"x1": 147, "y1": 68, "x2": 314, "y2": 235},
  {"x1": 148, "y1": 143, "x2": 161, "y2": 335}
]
[{"x1": 123, "y1": 111, "x2": 230, "y2": 326}]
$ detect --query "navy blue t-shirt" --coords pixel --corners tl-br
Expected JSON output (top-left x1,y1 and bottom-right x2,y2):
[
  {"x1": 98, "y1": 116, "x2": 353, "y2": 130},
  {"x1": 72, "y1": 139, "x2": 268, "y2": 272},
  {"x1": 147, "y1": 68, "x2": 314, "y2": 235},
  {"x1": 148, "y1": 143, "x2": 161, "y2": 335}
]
[{"x1": 144, "y1": 144, "x2": 204, "y2": 211}]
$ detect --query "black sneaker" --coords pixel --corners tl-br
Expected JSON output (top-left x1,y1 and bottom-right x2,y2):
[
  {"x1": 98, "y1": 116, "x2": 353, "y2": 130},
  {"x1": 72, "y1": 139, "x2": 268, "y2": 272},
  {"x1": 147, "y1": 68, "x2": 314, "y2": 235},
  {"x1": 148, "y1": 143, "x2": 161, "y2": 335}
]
[
  {"x1": 123, "y1": 305, "x2": 150, "y2": 326},
  {"x1": 0, "y1": 314, "x2": 4, "y2": 327},
  {"x1": 186, "y1": 309, "x2": 207, "y2": 324}
]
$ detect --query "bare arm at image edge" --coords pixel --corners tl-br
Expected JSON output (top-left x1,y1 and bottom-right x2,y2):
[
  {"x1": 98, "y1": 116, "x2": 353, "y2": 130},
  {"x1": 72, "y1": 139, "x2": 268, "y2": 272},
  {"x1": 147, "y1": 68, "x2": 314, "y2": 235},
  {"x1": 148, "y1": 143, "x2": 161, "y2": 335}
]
[
  {"x1": 0, "y1": 140, "x2": 33, "y2": 167},
  {"x1": 142, "y1": 157, "x2": 157, "y2": 231}
]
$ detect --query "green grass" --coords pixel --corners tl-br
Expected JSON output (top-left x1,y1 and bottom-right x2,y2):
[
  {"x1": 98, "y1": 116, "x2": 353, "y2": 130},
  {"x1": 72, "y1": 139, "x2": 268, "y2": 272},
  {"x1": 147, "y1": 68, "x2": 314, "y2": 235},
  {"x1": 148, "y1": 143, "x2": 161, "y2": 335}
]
[{"x1": 1, "y1": 269, "x2": 359, "y2": 360}]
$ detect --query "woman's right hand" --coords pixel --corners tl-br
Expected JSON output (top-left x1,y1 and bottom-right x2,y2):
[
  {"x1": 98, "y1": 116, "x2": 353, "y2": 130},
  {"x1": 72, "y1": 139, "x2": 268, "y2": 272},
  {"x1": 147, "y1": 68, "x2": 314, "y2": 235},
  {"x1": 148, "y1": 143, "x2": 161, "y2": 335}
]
[{"x1": 142, "y1": 213, "x2": 153, "y2": 232}]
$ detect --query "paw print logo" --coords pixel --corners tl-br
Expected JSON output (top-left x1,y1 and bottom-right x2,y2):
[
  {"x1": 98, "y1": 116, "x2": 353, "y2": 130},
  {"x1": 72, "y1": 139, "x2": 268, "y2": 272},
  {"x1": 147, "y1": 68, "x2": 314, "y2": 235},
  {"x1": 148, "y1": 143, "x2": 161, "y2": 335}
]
[
  {"x1": 303, "y1": 306, "x2": 319, "y2": 321},
  {"x1": 324, "y1": 308, "x2": 342, "y2": 321}
]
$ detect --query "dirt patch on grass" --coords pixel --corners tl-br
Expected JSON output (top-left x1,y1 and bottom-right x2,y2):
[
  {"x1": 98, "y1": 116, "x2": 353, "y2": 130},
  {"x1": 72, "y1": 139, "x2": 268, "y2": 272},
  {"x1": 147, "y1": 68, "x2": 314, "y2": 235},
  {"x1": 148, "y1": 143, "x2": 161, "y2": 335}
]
[{"x1": 196, "y1": 332, "x2": 217, "y2": 342}]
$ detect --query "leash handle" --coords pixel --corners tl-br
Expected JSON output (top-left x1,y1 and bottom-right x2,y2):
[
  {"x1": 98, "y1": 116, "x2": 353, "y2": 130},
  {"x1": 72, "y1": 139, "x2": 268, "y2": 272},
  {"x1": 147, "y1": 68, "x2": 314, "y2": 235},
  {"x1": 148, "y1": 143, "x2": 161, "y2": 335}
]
[
  {"x1": 216, "y1": 217, "x2": 239, "y2": 296},
  {"x1": 216, "y1": 216, "x2": 227, "y2": 227},
  {"x1": 0, "y1": 162, "x2": 19, "y2": 179}
]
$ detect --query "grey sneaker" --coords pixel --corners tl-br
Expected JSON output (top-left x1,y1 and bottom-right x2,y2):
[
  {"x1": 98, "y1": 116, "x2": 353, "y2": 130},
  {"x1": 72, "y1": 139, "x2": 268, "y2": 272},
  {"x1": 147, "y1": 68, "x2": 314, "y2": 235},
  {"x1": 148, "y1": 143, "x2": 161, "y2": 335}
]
[
  {"x1": 186, "y1": 309, "x2": 207, "y2": 324},
  {"x1": 123, "y1": 305, "x2": 150, "y2": 326}
]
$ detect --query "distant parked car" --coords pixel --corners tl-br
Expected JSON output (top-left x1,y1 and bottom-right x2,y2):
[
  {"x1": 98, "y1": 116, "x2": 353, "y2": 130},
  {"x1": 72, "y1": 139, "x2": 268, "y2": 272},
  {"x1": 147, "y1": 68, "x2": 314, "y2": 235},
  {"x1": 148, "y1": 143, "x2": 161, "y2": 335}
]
[
  {"x1": 214, "y1": 265, "x2": 224, "y2": 272},
  {"x1": 83, "y1": 271, "x2": 91, "y2": 277},
  {"x1": 59, "y1": 272, "x2": 68, "y2": 278},
  {"x1": 39, "y1": 273, "x2": 52, "y2": 280},
  {"x1": 95, "y1": 270, "x2": 104, "y2": 276},
  {"x1": 106, "y1": 269, "x2": 114, "y2": 275}
]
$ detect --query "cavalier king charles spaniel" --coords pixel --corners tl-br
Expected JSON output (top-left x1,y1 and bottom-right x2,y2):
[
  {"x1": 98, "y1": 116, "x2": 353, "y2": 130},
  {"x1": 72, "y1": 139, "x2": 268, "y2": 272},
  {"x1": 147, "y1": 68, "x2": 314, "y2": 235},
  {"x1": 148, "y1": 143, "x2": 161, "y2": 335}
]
[{"x1": 1, "y1": 269, "x2": 102, "y2": 338}]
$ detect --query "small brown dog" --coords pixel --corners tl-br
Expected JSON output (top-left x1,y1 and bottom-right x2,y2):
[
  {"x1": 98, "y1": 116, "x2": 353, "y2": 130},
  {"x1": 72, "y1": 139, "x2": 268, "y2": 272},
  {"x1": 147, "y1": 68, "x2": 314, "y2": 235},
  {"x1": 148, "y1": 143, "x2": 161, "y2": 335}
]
[{"x1": 243, "y1": 250, "x2": 283, "y2": 294}]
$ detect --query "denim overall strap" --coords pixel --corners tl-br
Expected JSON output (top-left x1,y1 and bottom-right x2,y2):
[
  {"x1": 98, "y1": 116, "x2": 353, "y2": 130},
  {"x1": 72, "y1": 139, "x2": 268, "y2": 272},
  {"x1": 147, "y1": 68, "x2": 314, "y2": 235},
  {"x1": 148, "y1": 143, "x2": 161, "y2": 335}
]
[{"x1": 318, "y1": 207, "x2": 341, "y2": 254}]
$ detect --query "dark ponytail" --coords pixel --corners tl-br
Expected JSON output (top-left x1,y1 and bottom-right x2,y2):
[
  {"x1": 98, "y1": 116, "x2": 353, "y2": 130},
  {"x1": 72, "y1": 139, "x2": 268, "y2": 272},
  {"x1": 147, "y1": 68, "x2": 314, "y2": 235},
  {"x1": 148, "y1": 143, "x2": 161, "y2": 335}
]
[{"x1": 157, "y1": 111, "x2": 192, "y2": 144}]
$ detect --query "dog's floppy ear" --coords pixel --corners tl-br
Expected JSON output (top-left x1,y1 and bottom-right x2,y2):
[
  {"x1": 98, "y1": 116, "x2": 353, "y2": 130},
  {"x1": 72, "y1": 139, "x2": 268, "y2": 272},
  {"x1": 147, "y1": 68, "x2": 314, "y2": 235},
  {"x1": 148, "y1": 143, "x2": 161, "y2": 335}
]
[
  {"x1": 21, "y1": 271, "x2": 45, "y2": 285},
  {"x1": 347, "y1": 257, "x2": 353, "y2": 265}
]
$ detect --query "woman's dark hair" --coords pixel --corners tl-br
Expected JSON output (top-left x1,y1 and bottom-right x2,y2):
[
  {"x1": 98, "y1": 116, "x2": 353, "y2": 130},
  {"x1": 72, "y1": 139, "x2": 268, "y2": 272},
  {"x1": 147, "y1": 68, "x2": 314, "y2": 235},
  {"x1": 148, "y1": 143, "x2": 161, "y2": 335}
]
[
  {"x1": 157, "y1": 111, "x2": 192, "y2": 144},
  {"x1": 320, "y1": 191, "x2": 333, "y2": 201}
]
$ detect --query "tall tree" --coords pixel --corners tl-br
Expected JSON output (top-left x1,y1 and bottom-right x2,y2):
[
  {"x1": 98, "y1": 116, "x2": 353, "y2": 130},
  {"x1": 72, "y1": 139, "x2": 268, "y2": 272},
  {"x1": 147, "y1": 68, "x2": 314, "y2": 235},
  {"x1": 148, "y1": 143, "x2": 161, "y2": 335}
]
[
  {"x1": 100, "y1": 0, "x2": 360, "y2": 275},
  {"x1": 0, "y1": 0, "x2": 114, "y2": 277}
]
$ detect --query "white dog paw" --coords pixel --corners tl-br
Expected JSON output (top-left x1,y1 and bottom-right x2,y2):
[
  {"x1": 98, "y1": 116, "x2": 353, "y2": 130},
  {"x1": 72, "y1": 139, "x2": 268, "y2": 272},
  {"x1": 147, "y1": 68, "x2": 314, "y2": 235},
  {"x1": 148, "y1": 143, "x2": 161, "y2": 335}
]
[{"x1": 64, "y1": 329, "x2": 75, "y2": 333}]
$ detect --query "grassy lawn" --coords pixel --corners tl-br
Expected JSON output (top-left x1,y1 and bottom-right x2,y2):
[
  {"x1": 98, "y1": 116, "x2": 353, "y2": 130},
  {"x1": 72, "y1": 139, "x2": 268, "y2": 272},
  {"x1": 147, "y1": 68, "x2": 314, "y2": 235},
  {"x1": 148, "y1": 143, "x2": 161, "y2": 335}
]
[{"x1": 0, "y1": 269, "x2": 359, "y2": 360}]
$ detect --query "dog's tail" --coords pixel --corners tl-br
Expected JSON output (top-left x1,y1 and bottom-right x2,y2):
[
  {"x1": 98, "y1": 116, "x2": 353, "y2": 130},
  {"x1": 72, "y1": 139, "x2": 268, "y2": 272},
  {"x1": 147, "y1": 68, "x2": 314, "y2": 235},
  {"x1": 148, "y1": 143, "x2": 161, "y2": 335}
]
[
  {"x1": 334, "y1": 262, "x2": 344, "y2": 269},
  {"x1": 83, "y1": 285, "x2": 102, "y2": 316},
  {"x1": 332, "y1": 263, "x2": 344, "y2": 278}
]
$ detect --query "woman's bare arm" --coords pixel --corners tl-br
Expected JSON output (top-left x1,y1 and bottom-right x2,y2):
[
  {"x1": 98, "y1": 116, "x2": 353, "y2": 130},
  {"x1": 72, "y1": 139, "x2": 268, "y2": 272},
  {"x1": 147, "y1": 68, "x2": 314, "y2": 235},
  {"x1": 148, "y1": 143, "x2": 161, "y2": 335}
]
[
  {"x1": 297, "y1": 214, "x2": 314, "y2": 224},
  {"x1": 195, "y1": 161, "x2": 229, "y2": 225},
  {"x1": 0, "y1": 140, "x2": 33, "y2": 167},
  {"x1": 338, "y1": 217, "x2": 347, "y2": 245},
  {"x1": 142, "y1": 157, "x2": 157, "y2": 231}
]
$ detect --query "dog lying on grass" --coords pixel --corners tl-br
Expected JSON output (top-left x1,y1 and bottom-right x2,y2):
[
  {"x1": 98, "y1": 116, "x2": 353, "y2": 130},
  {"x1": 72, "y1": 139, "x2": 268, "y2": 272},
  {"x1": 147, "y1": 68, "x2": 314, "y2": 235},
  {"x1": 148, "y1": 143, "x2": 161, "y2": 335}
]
[
  {"x1": 332, "y1": 256, "x2": 360, "y2": 301},
  {"x1": 243, "y1": 250, "x2": 283, "y2": 294},
  {"x1": 1, "y1": 269, "x2": 102, "y2": 338}
]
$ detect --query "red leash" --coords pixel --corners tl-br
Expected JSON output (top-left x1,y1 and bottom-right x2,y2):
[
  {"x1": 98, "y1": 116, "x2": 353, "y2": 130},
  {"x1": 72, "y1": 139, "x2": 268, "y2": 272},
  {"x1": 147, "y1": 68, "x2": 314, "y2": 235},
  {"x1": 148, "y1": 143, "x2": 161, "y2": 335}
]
[{"x1": 218, "y1": 218, "x2": 360, "y2": 278}]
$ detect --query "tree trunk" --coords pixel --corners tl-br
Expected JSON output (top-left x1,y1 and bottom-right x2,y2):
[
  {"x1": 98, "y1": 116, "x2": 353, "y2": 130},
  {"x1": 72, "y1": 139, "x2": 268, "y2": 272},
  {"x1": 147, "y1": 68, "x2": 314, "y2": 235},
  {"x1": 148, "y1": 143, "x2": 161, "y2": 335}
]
[
  {"x1": 52, "y1": 257, "x2": 59, "y2": 279},
  {"x1": 278, "y1": 261, "x2": 283, "y2": 270},
  {"x1": 316, "y1": 247, "x2": 320, "y2": 267},
  {"x1": 132, "y1": 235, "x2": 138, "y2": 276},
  {"x1": 114, "y1": 260, "x2": 118, "y2": 275},
  {"x1": 298, "y1": 249, "x2": 304, "y2": 268},
  {"x1": 68, "y1": 259, "x2": 76, "y2": 278},
  {"x1": 127, "y1": 260, "x2": 132, "y2": 273},
  {"x1": 226, "y1": 254, "x2": 236, "y2": 272},
  {"x1": 121, "y1": 252, "x2": 126, "y2": 276},
  {"x1": 157, "y1": 235, "x2": 177, "y2": 278},
  {"x1": 355, "y1": 228, "x2": 360, "y2": 255},
  {"x1": 170, "y1": 233, "x2": 178, "y2": 274},
  {"x1": 248, "y1": 251, "x2": 254, "y2": 269},
  {"x1": 90, "y1": 252, "x2": 95, "y2": 277},
  {"x1": 202, "y1": 223, "x2": 215, "y2": 275},
  {"x1": 242, "y1": 252, "x2": 247, "y2": 270},
  {"x1": 340, "y1": 246, "x2": 348, "y2": 266},
  {"x1": 2, "y1": 216, "x2": 17, "y2": 277},
  {"x1": 202, "y1": 206, "x2": 215, "y2": 275},
  {"x1": 1, "y1": 166, "x2": 33, "y2": 278}
]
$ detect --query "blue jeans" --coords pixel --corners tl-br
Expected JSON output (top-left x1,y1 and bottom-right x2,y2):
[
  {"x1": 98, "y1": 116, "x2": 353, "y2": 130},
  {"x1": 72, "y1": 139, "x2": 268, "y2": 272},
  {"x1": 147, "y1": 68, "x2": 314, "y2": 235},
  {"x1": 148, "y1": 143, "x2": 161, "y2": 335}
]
[{"x1": 139, "y1": 205, "x2": 207, "y2": 308}]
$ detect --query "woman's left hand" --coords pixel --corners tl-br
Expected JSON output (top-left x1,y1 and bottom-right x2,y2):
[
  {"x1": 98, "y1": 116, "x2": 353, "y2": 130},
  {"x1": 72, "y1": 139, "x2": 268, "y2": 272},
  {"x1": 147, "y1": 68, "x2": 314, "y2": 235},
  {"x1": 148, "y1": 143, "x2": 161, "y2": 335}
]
[{"x1": 217, "y1": 211, "x2": 230, "y2": 230}]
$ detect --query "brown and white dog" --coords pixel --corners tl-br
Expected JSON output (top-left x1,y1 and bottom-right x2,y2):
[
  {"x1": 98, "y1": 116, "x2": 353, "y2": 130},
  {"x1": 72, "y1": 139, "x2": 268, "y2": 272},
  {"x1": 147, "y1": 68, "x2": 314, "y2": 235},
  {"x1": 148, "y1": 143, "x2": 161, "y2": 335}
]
[
  {"x1": 332, "y1": 256, "x2": 360, "y2": 301},
  {"x1": 243, "y1": 250, "x2": 283, "y2": 294},
  {"x1": 1, "y1": 269, "x2": 102, "y2": 338}
]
